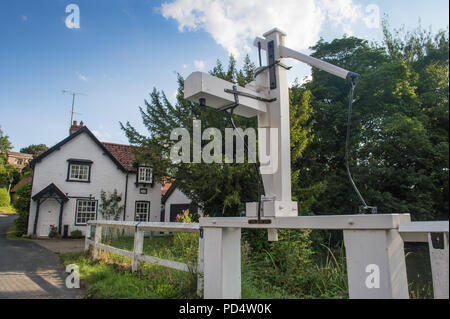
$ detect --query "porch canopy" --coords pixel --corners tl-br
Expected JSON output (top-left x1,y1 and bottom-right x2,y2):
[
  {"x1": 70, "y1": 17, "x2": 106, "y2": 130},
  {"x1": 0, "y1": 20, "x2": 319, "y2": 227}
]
[{"x1": 32, "y1": 183, "x2": 69, "y2": 235}]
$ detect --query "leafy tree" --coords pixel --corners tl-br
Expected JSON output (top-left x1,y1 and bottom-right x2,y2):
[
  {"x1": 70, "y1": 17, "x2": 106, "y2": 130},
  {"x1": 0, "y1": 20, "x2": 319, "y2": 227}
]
[
  {"x1": 295, "y1": 22, "x2": 448, "y2": 221},
  {"x1": 20, "y1": 144, "x2": 48, "y2": 157},
  {"x1": 12, "y1": 182, "x2": 32, "y2": 236},
  {"x1": 0, "y1": 127, "x2": 19, "y2": 189},
  {"x1": 122, "y1": 55, "x2": 315, "y2": 217},
  {"x1": 0, "y1": 126, "x2": 11, "y2": 163},
  {"x1": 122, "y1": 56, "x2": 261, "y2": 216}
]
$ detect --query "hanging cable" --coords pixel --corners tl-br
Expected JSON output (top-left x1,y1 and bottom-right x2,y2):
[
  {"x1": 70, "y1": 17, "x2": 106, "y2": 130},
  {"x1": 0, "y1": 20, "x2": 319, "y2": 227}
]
[
  {"x1": 345, "y1": 76, "x2": 377, "y2": 214},
  {"x1": 227, "y1": 106, "x2": 265, "y2": 222}
]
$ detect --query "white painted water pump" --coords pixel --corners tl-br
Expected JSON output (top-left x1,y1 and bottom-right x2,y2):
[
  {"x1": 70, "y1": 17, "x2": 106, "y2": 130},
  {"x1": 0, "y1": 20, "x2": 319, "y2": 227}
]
[
  {"x1": 185, "y1": 28, "x2": 363, "y2": 221},
  {"x1": 183, "y1": 29, "x2": 448, "y2": 299}
]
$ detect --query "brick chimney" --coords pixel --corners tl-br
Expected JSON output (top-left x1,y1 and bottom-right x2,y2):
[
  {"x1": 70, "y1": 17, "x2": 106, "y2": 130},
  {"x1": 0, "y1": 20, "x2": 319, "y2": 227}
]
[{"x1": 69, "y1": 120, "x2": 84, "y2": 135}]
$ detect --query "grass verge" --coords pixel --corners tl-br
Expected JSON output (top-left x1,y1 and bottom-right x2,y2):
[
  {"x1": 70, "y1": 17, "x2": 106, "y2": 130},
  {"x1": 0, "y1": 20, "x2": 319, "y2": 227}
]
[
  {"x1": 6, "y1": 223, "x2": 29, "y2": 241},
  {"x1": 60, "y1": 249, "x2": 199, "y2": 299},
  {"x1": 0, "y1": 205, "x2": 16, "y2": 215}
]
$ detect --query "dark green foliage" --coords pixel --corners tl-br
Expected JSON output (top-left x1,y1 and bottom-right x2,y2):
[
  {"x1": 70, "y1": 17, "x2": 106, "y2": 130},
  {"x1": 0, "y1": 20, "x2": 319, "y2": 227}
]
[
  {"x1": 71, "y1": 230, "x2": 83, "y2": 239},
  {"x1": 20, "y1": 144, "x2": 48, "y2": 157},
  {"x1": 99, "y1": 189, "x2": 124, "y2": 221},
  {"x1": 0, "y1": 127, "x2": 20, "y2": 189},
  {"x1": 12, "y1": 182, "x2": 31, "y2": 237},
  {"x1": 121, "y1": 55, "x2": 264, "y2": 216},
  {"x1": 294, "y1": 22, "x2": 449, "y2": 221},
  {"x1": 0, "y1": 188, "x2": 10, "y2": 206}
]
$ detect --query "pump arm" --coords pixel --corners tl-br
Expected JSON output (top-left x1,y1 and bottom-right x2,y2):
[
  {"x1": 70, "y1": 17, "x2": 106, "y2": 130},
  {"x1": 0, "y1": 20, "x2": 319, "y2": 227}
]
[
  {"x1": 279, "y1": 46, "x2": 350, "y2": 80},
  {"x1": 254, "y1": 36, "x2": 359, "y2": 81}
]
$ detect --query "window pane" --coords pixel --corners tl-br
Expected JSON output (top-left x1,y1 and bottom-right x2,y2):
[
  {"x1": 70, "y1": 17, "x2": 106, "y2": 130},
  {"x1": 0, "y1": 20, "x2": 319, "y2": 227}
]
[
  {"x1": 135, "y1": 202, "x2": 149, "y2": 222},
  {"x1": 70, "y1": 164, "x2": 89, "y2": 181},
  {"x1": 138, "y1": 167, "x2": 152, "y2": 183},
  {"x1": 76, "y1": 200, "x2": 96, "y2": 224}
]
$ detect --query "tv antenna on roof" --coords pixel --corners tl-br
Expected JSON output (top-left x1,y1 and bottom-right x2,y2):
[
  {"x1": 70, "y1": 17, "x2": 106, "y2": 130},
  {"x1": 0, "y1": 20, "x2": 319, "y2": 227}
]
[{"x1": 62, "y1": 90, "x2": 86, "y2": 126}]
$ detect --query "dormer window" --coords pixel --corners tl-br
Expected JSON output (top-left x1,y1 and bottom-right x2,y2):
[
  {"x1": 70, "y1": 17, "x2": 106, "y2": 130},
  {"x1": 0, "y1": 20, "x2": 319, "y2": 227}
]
[
  {"x1": 138, "y1": 166, "x2": 153, "y2": 184},
  {"x1": 67, "y1": 159, "x2": 93, "y2": 183}
]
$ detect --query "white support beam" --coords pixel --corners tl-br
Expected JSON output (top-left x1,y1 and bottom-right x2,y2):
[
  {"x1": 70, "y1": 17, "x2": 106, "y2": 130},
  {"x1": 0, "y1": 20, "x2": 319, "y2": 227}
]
[
  {"x1": 428, "y1": 232, "x2": 449, "y2": 299},
  {"x1": 344, "y1": 229, "x2": 409, "y2": 299},
  {"x1": 200, "y1": 214, "x2": 411, "y2": 230},
  {"x1": 203, "y1": 227, "x2": 241, "y2": 299},
  {"x1": 197, "y1": 233, "x2": 205, "y2": 297},
  {"x1": 132, "y1": 229, "x2": 144, "y2": 272},
  {"x1": 88, "y1": 220, "x2": 200, "y2": 233},
  {"x1": 139, "y1": 255, "x2": 191, "y2": 272},
  {"x1": 84, "y1": 225, "x2": 92, "y2": 252},
  {"x1": 399, "y1": 221, "x2": 449, "y2": 242},
  {"x1": 184, "y1": 72, "x2": 268, "y2": 118},
  {"x1": 279, "y1": 46, "x2": 350, "y2": 80},
  {"x1": 93, "y1": 225, "x2": 102, "y2": 260}
]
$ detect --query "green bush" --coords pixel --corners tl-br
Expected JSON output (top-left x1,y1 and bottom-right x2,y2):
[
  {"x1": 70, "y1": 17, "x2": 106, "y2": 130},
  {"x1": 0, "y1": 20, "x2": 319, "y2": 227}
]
[
  {"x1": 12, "y1": 182, "x2": 31, "y2": 237},
  {"x1": 71, "y1": 230, "x2": 83, "y2": 239},
  {"x1": 0, "y1": 188, "x2": 10, "y2": 206}
]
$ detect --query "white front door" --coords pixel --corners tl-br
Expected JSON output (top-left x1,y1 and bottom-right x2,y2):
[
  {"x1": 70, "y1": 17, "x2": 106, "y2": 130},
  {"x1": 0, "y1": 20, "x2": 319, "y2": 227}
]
[{"x1": 38, "y1": 200, "x2": 60, "y2": 237}]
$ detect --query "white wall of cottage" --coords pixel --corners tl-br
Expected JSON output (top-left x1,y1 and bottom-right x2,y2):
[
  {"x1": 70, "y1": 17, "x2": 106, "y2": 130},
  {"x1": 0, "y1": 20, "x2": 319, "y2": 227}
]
[{"x1": 28, "y1": 132, "x2": 161, "y2": 237}]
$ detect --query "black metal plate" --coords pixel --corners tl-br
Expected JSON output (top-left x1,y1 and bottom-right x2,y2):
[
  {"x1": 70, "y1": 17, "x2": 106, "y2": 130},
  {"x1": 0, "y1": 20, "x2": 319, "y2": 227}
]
[
  {"x1": 430, "y1": 232, "x2": 445, "y2": 249},
  {"x1": 248, "y1": 219, "x2": 272, "y2": 225},
  {"x1": 268, "y1": 40, "x2": 276, "y2": 90}
]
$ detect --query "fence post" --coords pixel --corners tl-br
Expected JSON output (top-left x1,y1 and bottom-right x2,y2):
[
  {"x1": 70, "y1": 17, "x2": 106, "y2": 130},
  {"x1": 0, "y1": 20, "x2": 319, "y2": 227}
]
[
  {"x1": 344, "y1": 229, "x2": 409, "y2": 299},
  {"x1": 93, "y1": 225, "x2": 102, "y2": 260},
  {"x1": 203, "y1": 227, "x2": 241, "y2": 299},
  {"x1": 132, "y1": 228, "x2": 144, "y2": 272},
  {"x1": 428, "y1": 232, "x2": 449, "y2": 299},
  {"x1": 84, "y1": 224, "x2": 92, "y2": 252},
  {"x1": 197, "y1": 228, "x2": 205, "y2": 297}
]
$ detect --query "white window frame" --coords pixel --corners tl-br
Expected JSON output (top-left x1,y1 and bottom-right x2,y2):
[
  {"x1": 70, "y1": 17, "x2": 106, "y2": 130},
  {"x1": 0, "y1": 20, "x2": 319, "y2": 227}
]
[
  {"x1": 75, "y1": 199, "x2": 97, "y2": 225},
  {"x1": 69, "y1": 163, "x2": 90, "y2": 182},
  {"x1": 138, "y1": 166, "x2": 153, "y2": 184},
  {"x1": 135, "y1": 201, "x2": 150, "y2": 222}
]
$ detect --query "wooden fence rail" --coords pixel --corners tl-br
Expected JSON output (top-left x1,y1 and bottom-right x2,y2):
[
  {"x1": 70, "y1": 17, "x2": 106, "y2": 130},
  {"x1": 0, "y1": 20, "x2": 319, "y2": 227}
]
[
  {"x1": 85, "y1": 220, "x2": 204, "y2": 296},
  {"x1": 85, "y1": 217, "x2": 448, "y2": 299}
]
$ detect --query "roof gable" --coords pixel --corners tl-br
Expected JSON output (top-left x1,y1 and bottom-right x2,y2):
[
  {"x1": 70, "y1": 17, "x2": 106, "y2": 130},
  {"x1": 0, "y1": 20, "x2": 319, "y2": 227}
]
[
  {"x1": 32, "y1": 183, "x2": 69, "y2": 202},
  {"x1": 30, "y1": 126, "x2": 134, "y2": 172}
]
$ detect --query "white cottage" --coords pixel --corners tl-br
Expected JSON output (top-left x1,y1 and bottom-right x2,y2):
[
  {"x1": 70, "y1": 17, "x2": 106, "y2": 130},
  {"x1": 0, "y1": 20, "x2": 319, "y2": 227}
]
[{"x1": 28, "y1": 122, "x2": 162, "y2": 237}]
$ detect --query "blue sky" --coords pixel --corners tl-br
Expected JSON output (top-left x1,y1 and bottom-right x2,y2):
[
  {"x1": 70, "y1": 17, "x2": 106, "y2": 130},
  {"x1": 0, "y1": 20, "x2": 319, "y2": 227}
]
[{"x1": 0, "y1": 0, "x2": 448, "y2": 152}]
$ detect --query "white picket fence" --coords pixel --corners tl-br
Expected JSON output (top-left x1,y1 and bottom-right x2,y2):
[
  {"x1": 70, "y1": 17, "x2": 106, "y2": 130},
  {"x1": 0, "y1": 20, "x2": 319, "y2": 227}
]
[
  {"x1": 85, "y1": 214, "x2": 449, "y2": 299},
  {"x1": 84, "y1": 220, "x2": 204, "y2": 296}
]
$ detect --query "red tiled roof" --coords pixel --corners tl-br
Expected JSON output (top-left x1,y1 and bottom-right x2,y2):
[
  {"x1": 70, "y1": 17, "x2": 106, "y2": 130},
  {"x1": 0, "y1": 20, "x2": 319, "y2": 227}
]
[
  {"x1": 11, "y1": 176, "x2": 32, "y2": 193},
  {"x1": 102, "y1": 142, "x2": 136, "y2": 172},
  {"x1": 161, "y1": 178, "x2": 173, "y2": 196}
]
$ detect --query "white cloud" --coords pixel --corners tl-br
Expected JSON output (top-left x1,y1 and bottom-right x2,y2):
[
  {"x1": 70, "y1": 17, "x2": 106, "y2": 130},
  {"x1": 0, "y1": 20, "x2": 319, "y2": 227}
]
[
  {"x1": 160, "y1": 0, "x2": 364, "y2": 57},
  {"x1": 194, "y1": 60, "x2": 205, "y2": 70},
  {"x1": 76, "y1": 72, "x2": 88, "y2": 82}
]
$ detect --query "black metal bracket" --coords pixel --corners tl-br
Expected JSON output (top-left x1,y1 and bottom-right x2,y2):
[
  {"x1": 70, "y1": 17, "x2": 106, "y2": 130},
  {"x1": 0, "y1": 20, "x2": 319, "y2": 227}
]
[
  {"x1": 223, "y1": 88, "x2": 276, "y2": 103},
  {"x1": 358, "y1": 205, "x2": 377, "y2": 214},
  {"x1": 248, "y1": 219, "x2": 272, "y2": 225},
  {"x1": 431, "y1": 232, "x2": 445, "y2": 249},
  {"x1": 199, "y1": 226, "x2": 204, "y2": 239},
  {"x1": 255, "y1": 60, "x2": 292, "y2": 78}
]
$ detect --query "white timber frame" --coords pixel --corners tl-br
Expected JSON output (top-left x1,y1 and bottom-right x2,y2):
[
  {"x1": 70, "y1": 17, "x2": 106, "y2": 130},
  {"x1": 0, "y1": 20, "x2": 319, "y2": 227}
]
[
  {"x1": 399, "y1": 221, "x2": 449, "y2": 299},
  {"x1": 83, "y1": 217, "x2": 448, "y2": 299},
  {"x1": 85, "y1": 220, "x2": 204, "y2": 296},
  {"x1": 200, "y1": 214, "x2": 449, "y2": 299}
]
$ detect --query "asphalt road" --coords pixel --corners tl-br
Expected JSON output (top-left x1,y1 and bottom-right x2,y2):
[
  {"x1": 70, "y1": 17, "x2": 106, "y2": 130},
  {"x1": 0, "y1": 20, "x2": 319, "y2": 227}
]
[{"x1": 0, "y1": 212, "x2": 82, "y2": 299}]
